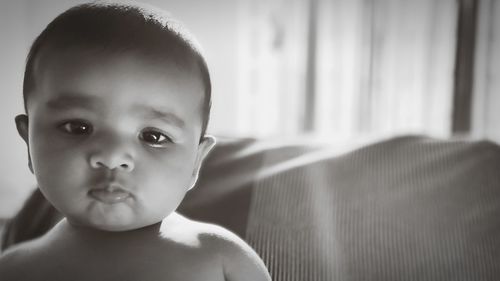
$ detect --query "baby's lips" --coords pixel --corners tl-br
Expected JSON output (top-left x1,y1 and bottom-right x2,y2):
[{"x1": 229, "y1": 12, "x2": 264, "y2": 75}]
[{"x1": 88, "y1": 184, "x2": 132, "y2": 204}]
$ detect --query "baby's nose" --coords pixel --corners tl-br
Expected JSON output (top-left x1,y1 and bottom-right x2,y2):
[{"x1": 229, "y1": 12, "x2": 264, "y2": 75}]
[
  {"x1": 90, "y1": 155, "x2": 135, "y2": 172},
  {"x1": 89, "y1": 142, "x2": 135, "y2": 172}
]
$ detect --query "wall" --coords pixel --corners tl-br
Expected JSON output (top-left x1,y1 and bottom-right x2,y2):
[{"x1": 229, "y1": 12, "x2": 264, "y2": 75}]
[
  {"x1": 0, "y1": 0, "x2": 241, "y2": 217},
  {"x1": 0, "y1": 1, "x2": 33, "y2": 217}
]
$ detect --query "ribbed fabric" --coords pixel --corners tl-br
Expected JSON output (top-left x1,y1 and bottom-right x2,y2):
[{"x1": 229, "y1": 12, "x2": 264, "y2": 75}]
[
  {"x1": 3, "y1": 136, "x2": 500, "y2": 280},
  {"x1": 246, "y1": 136, "x2": 500, "y2": 281}
]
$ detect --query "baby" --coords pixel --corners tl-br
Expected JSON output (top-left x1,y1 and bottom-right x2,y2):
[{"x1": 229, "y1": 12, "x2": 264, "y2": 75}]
[{"x1": 0, "y1": 2, "x2": 271, "y2": 281}]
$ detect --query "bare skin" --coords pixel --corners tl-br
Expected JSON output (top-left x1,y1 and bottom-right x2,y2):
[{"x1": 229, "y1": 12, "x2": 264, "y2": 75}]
[
  {"x1": 0, "y1": 213, "x2": 270, "y2": 281},
  {"x1": 0, "y1": 50, "x2": 271, "y2": 280}
]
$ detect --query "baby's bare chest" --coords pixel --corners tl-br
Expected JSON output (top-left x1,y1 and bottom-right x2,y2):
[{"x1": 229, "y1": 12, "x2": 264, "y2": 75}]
[{"x1": 8, "y1": 243, "x2": 225, "y2": 281}]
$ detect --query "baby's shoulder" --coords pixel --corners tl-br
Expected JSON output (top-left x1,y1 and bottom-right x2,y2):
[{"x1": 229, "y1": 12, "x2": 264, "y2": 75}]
[
  {"x1": 161, "y1": 213, "x2": 239, "y2": 244},
  {"x1": 160, "y1": 213, "x2": 248, "y2": 254},
  {"x1": 0, "y1": 238, "x2": 47, "y2": 279},
  {"x1": 161, "y1": 213, "x2": 271, "y2": 281}
]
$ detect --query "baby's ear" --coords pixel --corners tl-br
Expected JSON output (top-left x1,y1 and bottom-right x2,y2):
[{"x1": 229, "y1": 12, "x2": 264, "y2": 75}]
[
  {"x1": 15, "y1": 114, "x2": 33, "y2": 173},
  {"x1": 15, "y1": 114, "x2": 29, "y2": 144},
  {"x1": 189, "y1": 135, "x2": 216, "y2": 190}
]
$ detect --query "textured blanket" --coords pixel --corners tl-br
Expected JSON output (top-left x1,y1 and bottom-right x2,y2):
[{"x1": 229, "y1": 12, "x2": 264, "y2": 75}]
[{"x1": 3, "y1": 136, "x2": 500, "y2": 281}]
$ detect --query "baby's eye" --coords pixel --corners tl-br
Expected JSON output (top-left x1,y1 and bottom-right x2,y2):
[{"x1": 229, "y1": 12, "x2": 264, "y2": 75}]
[
  {"x1": 139, "y1": 129, "x2": 172, "y2": 147},
  {"x1": 58, "y1": 120, "x2": 92, "y2": 135}
]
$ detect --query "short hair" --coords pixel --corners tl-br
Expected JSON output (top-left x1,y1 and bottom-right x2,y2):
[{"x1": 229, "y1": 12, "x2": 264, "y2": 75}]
[{"x1": 23, "y1": 1, "x2": 211, "y2": 138}]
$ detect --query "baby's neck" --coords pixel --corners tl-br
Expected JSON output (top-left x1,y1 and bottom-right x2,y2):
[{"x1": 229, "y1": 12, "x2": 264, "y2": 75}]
[{"x1": 52, "y1": 219, "x2": 163, "y2": 251}]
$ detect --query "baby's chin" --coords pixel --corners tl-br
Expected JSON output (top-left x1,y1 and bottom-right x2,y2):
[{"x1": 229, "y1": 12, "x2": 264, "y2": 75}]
[{"x1": 65, "y1": 205, "x2": 163, "y2": 232}]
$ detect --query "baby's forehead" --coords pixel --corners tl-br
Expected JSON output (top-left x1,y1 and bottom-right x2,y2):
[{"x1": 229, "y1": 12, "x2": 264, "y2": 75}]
[
  {"x1": 38, "y1": 43, "x2": 198, "y2": 72},
  {"x1": 33, "y1": 46, "x2": 203, "y2": 91},
  {"x1": 31, "y1": 47, "x2": 206, "y2": 110}
]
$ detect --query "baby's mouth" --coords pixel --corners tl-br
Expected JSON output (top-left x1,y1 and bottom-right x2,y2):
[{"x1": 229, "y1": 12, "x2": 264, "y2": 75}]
[{"x1": 88, "y1": 183, "x2": 131, "y2": 204}]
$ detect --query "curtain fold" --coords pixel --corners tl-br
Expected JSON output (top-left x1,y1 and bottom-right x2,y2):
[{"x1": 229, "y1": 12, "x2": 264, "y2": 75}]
[
  {"x1": 235, "y1": 0, "x2": 458, "y2": 139},
  {"x1": 472, "y1": 0, "x2": 500, "y2": 142}
]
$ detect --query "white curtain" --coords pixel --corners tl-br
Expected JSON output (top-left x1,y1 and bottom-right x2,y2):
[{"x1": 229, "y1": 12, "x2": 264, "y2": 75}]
[
  {"x1": 235, "y1": 0, "x2": 310, "y2": 137},
  {"x1": 235, "y1": 0, "x2": 458, "y2": 139}
]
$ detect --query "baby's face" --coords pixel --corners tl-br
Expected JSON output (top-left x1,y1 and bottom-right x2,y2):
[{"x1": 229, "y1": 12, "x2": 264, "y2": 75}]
[{"x1": 17, "y1": 50, "x2": 214, "y2": 231}]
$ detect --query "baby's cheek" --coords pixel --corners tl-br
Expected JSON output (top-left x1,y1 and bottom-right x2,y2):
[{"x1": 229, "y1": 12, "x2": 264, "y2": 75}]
[
  {"x1": 146, "y1": 150, "x2": 196, "y2": 183},
  {"x1": 139, "y1": 166, "x2": 191, "y2": 207},
  {"x1": 157, "y1": 164, "x2": 193, "y2": 191},
  {"x1": 32, "y1": 145, "x2": 87, "y2": 188}
]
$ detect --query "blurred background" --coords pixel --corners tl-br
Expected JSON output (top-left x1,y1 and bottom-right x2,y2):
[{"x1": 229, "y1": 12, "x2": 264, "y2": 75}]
[{"x1": 0, "y1": 0, "x2": 498, "y2": 217}]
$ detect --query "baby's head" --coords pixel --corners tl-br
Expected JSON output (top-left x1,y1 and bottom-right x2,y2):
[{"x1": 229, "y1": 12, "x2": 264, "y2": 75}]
[
  {"x1": 24, "y1": 1, "x2": 212, "y2": 137},
  {"x1": 15, "y1": 1, "x2": 216, "y2": 232}
]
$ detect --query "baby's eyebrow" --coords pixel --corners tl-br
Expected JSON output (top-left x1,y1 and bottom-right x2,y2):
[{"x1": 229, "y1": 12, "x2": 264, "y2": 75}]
[
  {"x1": 46, "y1": 96, "x2": 186, "y2": 129},
  {"x1": 46, "y1": 95, "x2": 100, "y2": 110},
  {"x1": 134, "y1": 105, "x2": 186, "y2": 129}
]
